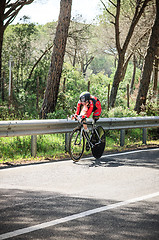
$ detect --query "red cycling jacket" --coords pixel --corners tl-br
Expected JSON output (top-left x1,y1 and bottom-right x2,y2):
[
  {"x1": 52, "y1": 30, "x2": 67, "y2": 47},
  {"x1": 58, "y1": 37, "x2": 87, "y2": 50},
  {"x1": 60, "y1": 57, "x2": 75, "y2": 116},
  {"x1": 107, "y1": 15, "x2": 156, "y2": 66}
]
[{"x1": 75, "y1": 96, "x2": 102, "y2": 118}]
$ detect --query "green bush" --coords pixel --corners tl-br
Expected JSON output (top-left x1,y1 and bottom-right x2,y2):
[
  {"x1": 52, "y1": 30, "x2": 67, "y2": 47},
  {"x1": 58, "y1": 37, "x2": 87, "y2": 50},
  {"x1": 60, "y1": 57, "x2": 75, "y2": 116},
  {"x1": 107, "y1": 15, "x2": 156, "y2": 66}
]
[
  {"x1": 141, "y1": 102, "x2": 159, "y2": 117},
  {"x1": 0, "y1": 136, "x2": 31, "y2": 161},
  {"x1": 107, "y1": 106, "x2": 138, "y2": 118}
]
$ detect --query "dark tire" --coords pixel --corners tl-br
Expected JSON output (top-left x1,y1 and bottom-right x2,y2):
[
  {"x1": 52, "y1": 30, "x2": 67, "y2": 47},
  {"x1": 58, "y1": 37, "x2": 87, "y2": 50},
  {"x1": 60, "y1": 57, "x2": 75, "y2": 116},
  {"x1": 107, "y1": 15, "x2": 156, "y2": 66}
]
[
  {"x1": 91, "y1": 126, "x2": 105, "y2": 159},
  {"x1": 69, "y1": 127, "x2": 85, "y2": 162}
]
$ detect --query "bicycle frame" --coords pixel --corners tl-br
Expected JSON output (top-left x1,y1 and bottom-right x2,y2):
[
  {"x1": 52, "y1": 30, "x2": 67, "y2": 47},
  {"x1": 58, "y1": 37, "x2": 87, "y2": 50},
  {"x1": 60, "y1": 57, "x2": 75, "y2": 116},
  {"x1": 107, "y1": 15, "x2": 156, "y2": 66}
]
[
  {"x1": 79, "y1": 120, "x2": 102, "y2": 149},
  {"x1": 69, "y1": 116, "x2": 106, "y2": 161}
]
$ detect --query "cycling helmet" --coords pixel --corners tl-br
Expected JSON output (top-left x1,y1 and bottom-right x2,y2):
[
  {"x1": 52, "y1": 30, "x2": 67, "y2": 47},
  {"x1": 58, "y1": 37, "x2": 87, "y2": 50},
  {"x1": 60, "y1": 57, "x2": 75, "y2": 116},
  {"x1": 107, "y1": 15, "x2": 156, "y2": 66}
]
[{"x1": 80, "y1": 91, "x2": 90, "y2": 102}]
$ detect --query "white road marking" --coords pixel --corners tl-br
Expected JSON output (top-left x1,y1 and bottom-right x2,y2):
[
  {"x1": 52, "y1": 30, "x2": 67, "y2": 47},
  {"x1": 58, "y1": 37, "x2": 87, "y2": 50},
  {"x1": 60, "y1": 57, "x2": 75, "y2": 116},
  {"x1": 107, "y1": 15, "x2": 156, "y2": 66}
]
[
  {"x1": 103, "y1": 148, "x2": 159, "y2": 158},
  {"x1": 81, "y1": 147, "x2": 159, "y2": 161},
  {"x1": 0, "y1": 191, "x2": 159, "y2": 239}
]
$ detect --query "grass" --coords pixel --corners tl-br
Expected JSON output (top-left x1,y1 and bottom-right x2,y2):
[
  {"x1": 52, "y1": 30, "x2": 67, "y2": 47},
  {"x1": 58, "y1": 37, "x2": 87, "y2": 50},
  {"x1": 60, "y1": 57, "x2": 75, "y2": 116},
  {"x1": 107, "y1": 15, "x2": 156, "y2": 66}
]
[
  {"x1": 0, "y1": 129, "x2": 158, "y2": 165},
  {"x1": 0, "y1": 134, "x2": 66, "y2": 163}
]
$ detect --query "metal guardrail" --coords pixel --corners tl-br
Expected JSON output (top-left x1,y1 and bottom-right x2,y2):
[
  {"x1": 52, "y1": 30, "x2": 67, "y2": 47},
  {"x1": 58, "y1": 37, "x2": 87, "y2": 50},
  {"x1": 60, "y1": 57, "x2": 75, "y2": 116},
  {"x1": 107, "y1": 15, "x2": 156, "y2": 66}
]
[
  {"x1": 0, "y1": 119, "x2": 77, "y2": 137},
  {"x1": 0, "y1": 116, "x2": 159, "y2": 156},
  {"x1": 0, "y1": 116, "x2": 159, "y2": 137}
]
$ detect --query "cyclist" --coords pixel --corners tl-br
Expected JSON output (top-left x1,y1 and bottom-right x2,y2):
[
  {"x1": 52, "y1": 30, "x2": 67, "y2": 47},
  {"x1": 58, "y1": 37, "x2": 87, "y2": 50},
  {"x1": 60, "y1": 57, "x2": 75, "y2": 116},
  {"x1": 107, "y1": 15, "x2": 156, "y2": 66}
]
[{"x1": 72, "y1": 91, "x2": 102, "y2": 132}]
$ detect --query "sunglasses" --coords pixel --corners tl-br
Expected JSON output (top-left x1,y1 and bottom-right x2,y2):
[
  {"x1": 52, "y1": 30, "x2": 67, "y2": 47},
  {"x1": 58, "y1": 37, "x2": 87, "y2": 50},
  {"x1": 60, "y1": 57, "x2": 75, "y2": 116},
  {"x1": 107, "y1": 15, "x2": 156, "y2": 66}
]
[{"x1": 80, "y1": 96, "x2": 85, "y2": 102}]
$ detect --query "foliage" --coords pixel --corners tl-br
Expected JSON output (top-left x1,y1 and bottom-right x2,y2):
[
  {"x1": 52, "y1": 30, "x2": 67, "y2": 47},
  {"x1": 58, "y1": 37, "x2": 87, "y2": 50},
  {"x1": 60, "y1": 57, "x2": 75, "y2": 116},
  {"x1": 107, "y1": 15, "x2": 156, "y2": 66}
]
[
  {"x1": 1, "y1": 59, "x2": 157, "y2": 120},
  {"x1": 0, "y1": 136, "x2": 31, "y2": 160},
  {"x1": 48, "y1": 63, "x2": 88, "y2": 119},
  {"x1": 0, "y1": 104, "x2": 16, "y2": 120},
  {"x1": 1, "y1": 22, "x2": 54, "y2": 120},
  {"x1": 1, "y1": 18, "x2": 158, "y2": 121},
  {"x1": 140, "y1": 91, "x2": 159, "y2": 116},
  {"x1": 0, "y1": 134, "x2": 65, "y2": 161},
  {"x1": 107, "y1": 106, "x2": 138, "y2": 118},
  {"x1": 3, "y1": 23, "x2": 38, "y2": 85},
  {"x1": 89, "y1": 55, "x2": 114, "y2": 76},
  {"x1": 46, "y1": 62, "x2": 145, "y2": 120},
  {"x1": 37, "y1": 134, "x2": 65, "y2": 156}
]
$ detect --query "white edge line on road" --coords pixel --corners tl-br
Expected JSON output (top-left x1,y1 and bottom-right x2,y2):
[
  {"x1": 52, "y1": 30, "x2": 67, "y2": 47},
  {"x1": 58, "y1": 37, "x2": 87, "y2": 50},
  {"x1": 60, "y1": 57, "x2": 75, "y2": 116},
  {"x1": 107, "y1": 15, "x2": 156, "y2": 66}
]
[
  {"x1": 0, "y1": 191, "x2": 159, "y2": 240},
  {"x1": 103, "y1": 147, "x2": 159, "y2": 158},
  {"x1": 81, "y1": 147, "x2": 159, "y2": 161}
]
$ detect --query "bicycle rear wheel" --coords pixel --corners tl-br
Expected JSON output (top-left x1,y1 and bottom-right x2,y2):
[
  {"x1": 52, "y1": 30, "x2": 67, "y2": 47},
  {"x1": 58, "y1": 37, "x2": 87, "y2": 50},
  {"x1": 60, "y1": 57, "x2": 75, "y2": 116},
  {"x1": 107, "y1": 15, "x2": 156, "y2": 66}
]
[
  {"x1": 91, "y1": 126, "x2": 105, "y2": 159},
  {"x1": 69, "y1": 127, "x2": 85, "y2": 162}
]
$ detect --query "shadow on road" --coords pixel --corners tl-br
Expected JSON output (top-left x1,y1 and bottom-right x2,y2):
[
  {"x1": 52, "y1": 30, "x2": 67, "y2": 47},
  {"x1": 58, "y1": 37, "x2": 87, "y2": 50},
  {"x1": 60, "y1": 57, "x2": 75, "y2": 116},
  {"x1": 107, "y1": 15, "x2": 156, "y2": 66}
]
[
  {"x1": 0, "y1": 188, "x2": 158, "y2": 240},
  {"x1": 76, "y1": 149, "x2": 159, "y2": 169}
]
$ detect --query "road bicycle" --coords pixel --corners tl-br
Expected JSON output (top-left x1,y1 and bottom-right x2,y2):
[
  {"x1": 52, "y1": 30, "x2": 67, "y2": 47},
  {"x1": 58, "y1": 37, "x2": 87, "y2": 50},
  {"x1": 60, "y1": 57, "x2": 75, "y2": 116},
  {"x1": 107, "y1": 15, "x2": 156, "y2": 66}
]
[{"x1": 69, "y1": 116, "x2": 106, "y2": 162}]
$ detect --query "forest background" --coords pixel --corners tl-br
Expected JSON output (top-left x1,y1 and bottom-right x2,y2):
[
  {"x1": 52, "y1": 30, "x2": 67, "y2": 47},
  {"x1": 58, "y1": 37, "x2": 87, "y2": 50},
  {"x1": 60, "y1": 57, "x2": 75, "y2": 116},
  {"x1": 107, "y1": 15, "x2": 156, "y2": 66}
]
[{"x1": 0, "y1": 0, "x2": 159, "y2": 121}]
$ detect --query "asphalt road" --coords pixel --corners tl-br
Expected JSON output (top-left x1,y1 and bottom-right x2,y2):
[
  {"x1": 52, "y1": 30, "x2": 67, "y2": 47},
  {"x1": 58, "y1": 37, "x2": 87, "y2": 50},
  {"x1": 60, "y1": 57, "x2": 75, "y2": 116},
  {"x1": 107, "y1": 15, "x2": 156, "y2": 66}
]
[{"x1": 0, "y1": 148, "x2": 159, "y2": 240}]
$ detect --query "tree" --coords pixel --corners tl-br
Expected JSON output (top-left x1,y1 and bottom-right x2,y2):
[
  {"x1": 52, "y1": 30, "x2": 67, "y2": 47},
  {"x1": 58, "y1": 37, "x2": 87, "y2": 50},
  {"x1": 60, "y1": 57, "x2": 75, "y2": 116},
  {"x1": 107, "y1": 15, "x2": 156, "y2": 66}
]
[
  {"x1": 134, "y1": 0, "x2": 159, "y2": 113},
  {"x1": 4, "y1": 23, "x2": 37, "y2": 89},
  {"x1": 0, "y1": 0, "x2": 34, "y2": 99},
  {"x1": 41, "y1": 0, "x2": 72, "y2": 118},
  {"x1": 65, "y1": 16, "x2": 95, "y2": 76},
  {"x1": 28, "y1": 43, "x2": 53, "y2": 79},
  {"x1": 100, "y1": 0, "x2": 152, "y2": 108}
]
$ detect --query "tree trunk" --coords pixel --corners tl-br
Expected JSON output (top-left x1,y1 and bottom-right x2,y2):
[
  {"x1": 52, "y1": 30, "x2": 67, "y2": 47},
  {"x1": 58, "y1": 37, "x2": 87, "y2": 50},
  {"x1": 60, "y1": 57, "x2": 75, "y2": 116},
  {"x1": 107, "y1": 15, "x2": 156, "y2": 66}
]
[
  {"x1": 28, "y1": 43, "x2": 53, "y2": 80},
  {"x1": 0, "y1": 0, "x2": 5, "y2": 100},
  {"x1": 41, "y1": 0, "x2": 72, "y2": 118},
  {"x1": 109, "y1": 54, "x2": 125, "y2": 107},
  {"x1": 0, "y1": 28, "x2": 4, "y2": 99},
  {"x1": 130, "y1": 54, "x2": 137, "y2": 94},
  {"x1": 36, "y1": 76, "x2": 39, "y2": 110},
  {"x1": 82, "y1": 56, "x2": 94, "y2": 77},
  {"x1": 153, "y1": 48, "x2": 159, "y2": 92},
  {"x1": 72, "y1": 48, "x2": 77, "y2": 67},
  {"x1": 134, "y1": 0, "x2": 159, "y2": 113},
  {"x1": 2, "y1": 71, "x2": 5, "y2": 101}
]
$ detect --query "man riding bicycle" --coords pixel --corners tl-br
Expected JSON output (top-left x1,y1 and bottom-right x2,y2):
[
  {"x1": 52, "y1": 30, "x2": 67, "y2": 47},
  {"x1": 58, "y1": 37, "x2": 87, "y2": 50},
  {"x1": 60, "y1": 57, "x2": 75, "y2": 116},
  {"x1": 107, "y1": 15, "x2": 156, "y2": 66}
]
[
  {"x1": 72, "y1": 91, "x2": 102, "y2": 132},
  {"x1": 69, "y1": 91, "x2": 106, "y2": 157}
]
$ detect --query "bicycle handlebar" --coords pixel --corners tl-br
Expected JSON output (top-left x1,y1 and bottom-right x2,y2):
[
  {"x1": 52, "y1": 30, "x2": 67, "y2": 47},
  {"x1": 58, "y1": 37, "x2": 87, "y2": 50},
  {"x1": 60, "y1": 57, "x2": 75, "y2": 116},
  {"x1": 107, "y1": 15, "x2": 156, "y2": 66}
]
[{"x1": 69, "y1": 115, "x2": 95, "y2": 126}]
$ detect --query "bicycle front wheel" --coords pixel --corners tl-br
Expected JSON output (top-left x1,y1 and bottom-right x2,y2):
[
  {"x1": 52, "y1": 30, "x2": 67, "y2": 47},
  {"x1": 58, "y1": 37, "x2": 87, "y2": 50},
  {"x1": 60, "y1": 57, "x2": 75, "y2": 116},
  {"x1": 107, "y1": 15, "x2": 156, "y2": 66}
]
[
  {"x1": 69, "y1": 127, "x2": 85, "y2": 162},
  {"x1": 91, "y1": 126, "x2": 106, "y2": 159}
]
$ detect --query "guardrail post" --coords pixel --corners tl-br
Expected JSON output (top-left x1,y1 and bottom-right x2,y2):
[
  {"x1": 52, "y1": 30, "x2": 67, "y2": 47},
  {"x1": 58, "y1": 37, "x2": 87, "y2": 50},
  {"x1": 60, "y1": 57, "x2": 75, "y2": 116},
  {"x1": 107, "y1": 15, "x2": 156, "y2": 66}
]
[
  {"x1": 65, "y1": 133, "x2": 70, "y2": 153},
  {"x1": 31, "y1": 135, "x2": 37, "y2": 157},
  {"x1": 120, "y1": 129, "x2": 125, "y2": 147},
  {"x1": 142, "y1": 128, "x2": 147, "y2": 144}
]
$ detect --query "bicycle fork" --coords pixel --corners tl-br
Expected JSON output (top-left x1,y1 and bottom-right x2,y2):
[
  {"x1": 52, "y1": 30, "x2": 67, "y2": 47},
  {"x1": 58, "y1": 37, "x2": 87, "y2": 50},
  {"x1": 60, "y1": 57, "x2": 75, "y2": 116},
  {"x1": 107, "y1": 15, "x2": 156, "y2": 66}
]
[{"x1": 74, "y1": 130, "x2": 83, "y2": 146}]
